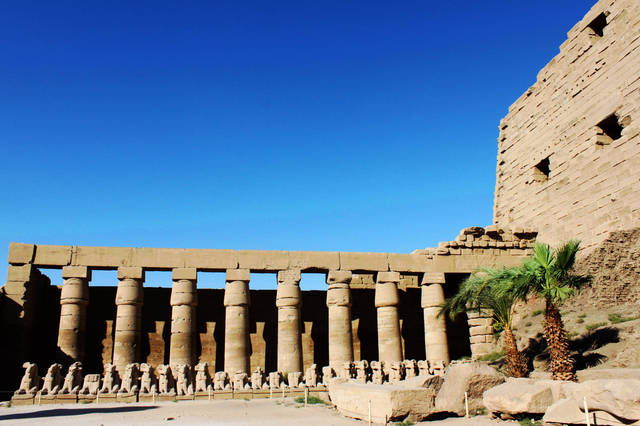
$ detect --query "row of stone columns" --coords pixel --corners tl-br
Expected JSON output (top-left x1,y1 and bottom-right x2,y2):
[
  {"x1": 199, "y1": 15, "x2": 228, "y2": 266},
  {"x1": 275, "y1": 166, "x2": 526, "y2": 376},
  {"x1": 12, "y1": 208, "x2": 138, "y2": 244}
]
[{"x1": 56, "y1": 267, "x2": 452, "y2": 375}]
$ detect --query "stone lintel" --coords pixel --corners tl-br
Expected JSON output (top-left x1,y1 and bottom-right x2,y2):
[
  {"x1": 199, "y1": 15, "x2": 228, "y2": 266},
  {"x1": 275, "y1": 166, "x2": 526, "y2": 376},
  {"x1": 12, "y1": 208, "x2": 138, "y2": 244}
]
[
  {"x1": 226, "y1": 268, "x2": 250, "y2": 282},
  {"x1": 8, "y1": 242, "x2": 35, "y2": 265},
  {"x1": 117, "y1": 266, "x2": 144, "y2": 280},
  {"x1": 172, "y1": 267, "x2": 197, "y2": 281},
  {"x1": 339, "y1": 252, "x2": 389, "y2": 271},
  {"x1": 387, "y1": 253, "x2": 430, "y2": 272},
  {"x1": 238, "y1": 250, "x2": 289, "y2": 271},
  {"x1": 34, "y1": 245, "x2": 72, "y2": 266},
  {"x1": 185, "y1": 249, "x2": 237, "y2": 270},
  {"x1": 421, "y1": 272, "x2": 446, "y2": 285},
  {"x1": 62, "y1": 265, "x2": 91, "y2": 279}
]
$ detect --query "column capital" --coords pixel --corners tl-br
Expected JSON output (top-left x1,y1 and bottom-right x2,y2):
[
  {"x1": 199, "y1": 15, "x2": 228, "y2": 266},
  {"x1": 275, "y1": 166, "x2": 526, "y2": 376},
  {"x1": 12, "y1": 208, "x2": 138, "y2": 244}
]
[
  {"x1": 277, "y1": 269, "x2": 301, "y2": 285},
  {"x1": 117, "y1": 266, "x2": 144, "y2": 280},
  {"x1": 172, "y1": 267, "x2": 197, "y2": 281},
  {"x1": 375, "y1": 281, "x2": 399, "y2": 308},
  {"x1": 421, "y1": 282, "x2": 445, "y2": 308},
  {"x1": 226, "y1": 268, "x2": 250, "y2": 282},
  {"x1": 377, "y1": 271, "x2": 400, "y2": 284},
  {"x1": 421, "y1": 272, "x2": 445, "y2": 285},
  {"x1": 326, "y1": 270, "x2": 352, "y2": 285},
  {"x1": 62, "y1": 265, "x2": 91, "y2": 280}
]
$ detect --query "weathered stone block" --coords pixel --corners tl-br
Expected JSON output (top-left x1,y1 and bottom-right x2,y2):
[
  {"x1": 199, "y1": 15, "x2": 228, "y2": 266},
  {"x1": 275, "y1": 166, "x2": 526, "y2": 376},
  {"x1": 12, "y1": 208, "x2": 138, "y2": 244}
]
[
  {"x1": 172, "y1": 267, "x2": 197, "y2": 281},
  {"x1": 339, "y1": 252, "x2": 388, "y2": 272},
  {"x1": 184, "y1": 249, "x2": 237, "y2": 270},
  {"x1": 237, "y1": 250, "x2": 289, "y2": 271},
  {"x1": 62, "y1": 265, "x2": 90, "y2": 279},
  {"x1": 131, "y1": 248, "x2": 185, "y2": 268},
  {"x1": 8, "y1": 242, "x2": 35, "y2": 264},
  {"x1": 73, "y1": 246, "x2": 132, "y2": 268},
  {"x1": 7, "y1": 264, "x2": 32, "y2": 282},
  {"x1": 288, "y1": 251, "x2": 339, "y2": 271},
  {"x1": 34, "y1": 245, "x2": 72, "y2": 266},
  {"x1": 329, "y1": 382, "x2": 437, "y2": 423},
  {"x1": 388, "y1": 253, "x2": 429, "y2": 272}
]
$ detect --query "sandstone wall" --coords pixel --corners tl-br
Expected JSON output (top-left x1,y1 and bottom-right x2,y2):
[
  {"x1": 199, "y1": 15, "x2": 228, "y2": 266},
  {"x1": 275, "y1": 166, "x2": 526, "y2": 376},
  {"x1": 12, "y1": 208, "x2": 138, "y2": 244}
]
[{"x1": 493, "y1": 0, "x2": 640, "y2": 251}]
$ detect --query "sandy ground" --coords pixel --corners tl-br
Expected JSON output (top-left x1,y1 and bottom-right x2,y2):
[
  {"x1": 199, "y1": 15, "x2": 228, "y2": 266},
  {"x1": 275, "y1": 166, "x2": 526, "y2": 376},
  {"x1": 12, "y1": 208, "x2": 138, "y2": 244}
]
[{"x1": 0, "y1": 398, "x2": 513, "y2": 425}]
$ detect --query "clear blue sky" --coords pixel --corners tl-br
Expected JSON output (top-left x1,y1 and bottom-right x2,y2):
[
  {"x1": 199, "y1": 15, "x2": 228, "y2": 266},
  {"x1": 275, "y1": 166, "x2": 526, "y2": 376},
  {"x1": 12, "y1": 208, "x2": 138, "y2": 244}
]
[{"x1": 1, "y1": 0, "x2": 595, "y2": 288}]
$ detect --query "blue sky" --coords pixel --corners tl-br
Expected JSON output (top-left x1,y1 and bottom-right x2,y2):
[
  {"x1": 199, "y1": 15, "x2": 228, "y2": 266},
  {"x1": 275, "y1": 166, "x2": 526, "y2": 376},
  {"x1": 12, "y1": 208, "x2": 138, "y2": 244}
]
[{"x1": 1, "y1": 0, "x2": 595, "y2": 288}]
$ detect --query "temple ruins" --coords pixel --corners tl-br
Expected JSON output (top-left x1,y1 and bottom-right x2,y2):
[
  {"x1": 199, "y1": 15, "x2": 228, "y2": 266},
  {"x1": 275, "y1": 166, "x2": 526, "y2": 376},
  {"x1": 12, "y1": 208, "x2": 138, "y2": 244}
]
[{"x1": 2, "y1": 227, "x2": 537, "y2": 400}]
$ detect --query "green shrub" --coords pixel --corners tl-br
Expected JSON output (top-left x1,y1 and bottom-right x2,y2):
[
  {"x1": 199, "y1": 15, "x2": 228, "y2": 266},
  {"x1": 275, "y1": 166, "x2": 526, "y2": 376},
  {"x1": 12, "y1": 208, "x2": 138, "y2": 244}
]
[
  {"x1": 586, "y1": 322, "x2": 607, "y2": 331},
  {"x1": 578, "y1": 313, "x2": 587, "y2": 319},
  {"x1": 525, "y1": 322, "x2": 532, "y2": 327},
  {"x1": 567, "y1": 331, "x2": 578, "y2": 339},
  {"x1": 532, "y1": 309, "x2": 543, "y2": 316},
  {"x1": 394, "y1": 421, "x2": 414, "y2": 426},
  {"x1": 294, "y1": 396, "x2": 326, "y2": 405},
  {"x1": 608, "y1": 313, "x2": 639, "y2": 324},
  {"x1": 478, "y1": 351, "x2": 505, "y2": 362},
  {"x1": 576, "y1": 318, "x2": 584, "y2": 324}
]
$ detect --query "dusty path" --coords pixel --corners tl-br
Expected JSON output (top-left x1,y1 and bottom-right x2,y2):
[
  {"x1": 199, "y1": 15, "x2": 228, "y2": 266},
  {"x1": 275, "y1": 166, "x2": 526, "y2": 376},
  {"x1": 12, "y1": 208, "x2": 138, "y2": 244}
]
[{"x1": 0, "y1": 398, "x2": 513, "y2": 425}]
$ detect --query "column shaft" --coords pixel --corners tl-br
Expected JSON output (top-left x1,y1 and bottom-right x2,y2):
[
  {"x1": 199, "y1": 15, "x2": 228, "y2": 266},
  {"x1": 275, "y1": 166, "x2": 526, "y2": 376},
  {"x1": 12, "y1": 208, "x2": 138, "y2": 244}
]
[
  {"x1": 276, "y1": 269, "x2": 302, "y2": 373},
  {"x1": 375, "y1": 272, "x2": 402, "y2": 363},
  {"x1": 57, "y1": 266, "x2": 90, "y2": 362},
  {"x1": 421, "y1": 273, "x2": 450, "y2": 365},
  {"x1": 224, "y1": 269, "x2": 251, "y2": 374},
  {"x1": 113, "y1": 267, "x2": 144, "y2": 373},
  {"x1": 326, "y1": 270, "x2": 353, "y2": 368},
  {"x1": 170, "y1": 268, "x2": 198, "y2": 367}
]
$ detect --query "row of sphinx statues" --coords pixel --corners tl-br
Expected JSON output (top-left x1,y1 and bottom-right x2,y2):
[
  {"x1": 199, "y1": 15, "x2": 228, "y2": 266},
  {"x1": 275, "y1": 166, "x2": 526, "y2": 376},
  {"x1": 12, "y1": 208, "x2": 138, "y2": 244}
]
[{"x1": 14, "y1": 359, "x2": 446, "y2": 398}]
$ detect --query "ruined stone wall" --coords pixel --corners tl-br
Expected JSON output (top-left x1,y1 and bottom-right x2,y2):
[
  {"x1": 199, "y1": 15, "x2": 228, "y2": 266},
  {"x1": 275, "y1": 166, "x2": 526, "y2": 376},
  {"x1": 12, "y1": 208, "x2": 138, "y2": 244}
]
[
  {"x1": 571, "y1": 227, "x2": 640, "y2": 307},
  {"x1": 493, "y1": 0, "x2": 640, "y2": 251}
]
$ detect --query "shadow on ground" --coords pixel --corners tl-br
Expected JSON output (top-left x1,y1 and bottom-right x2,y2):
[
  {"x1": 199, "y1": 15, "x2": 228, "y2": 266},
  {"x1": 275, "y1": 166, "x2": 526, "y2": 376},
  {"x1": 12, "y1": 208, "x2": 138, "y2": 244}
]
[
  {"x1": 0, "y1": 405, "x2": 157, "y2": 421},
  {"x1": 520, "y1": 327, "x2": 620, "y2": 371}
]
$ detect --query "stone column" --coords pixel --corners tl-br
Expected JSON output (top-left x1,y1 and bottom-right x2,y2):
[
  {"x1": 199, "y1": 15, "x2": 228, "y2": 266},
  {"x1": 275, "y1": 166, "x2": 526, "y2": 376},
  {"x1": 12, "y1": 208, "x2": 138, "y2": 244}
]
[
  {"x1": 421, "y1": 272, "x2": 450, "y2": 365},
  {"x1": 224, "y1": 269, "x2": 251, "y2": 374},
  {"x1": 375, "y1": 271, "x2": 403, "y2": 363},
  {"x1": 326, "y1": 270, "x2": 353, "y2": 369},
  {"x1": 113, "y1": 267, "x2": 144, "y2": 373},
  {"x1": 170, "y1": 267, "x2": 198, "y2": 367},
  {"x1": 276, "y1": 269, "x2": 302, "y2": 373},
  {"x1": 58, "y1": 266, "x2": 91, "y2": 362}
]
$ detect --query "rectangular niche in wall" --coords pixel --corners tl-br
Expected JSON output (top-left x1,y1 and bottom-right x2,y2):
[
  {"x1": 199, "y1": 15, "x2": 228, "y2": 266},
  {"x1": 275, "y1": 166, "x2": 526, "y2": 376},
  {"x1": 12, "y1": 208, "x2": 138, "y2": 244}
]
[
  {"x1": 595, "y1": 113, "x2": 624, "y2": 146},
  {"x1": 532, "y1": 157, "x2": 550, "y2": 182}
]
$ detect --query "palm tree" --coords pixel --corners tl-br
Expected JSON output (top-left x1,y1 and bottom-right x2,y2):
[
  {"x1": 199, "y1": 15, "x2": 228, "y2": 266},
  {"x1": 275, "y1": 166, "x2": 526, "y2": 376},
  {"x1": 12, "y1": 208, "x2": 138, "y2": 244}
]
[
  {"x1": 440, "y1": 267, "x2": 529, "y2": 378},
  {"x1": 509, "y1": 240, "x2": 591, "y2": 381}
]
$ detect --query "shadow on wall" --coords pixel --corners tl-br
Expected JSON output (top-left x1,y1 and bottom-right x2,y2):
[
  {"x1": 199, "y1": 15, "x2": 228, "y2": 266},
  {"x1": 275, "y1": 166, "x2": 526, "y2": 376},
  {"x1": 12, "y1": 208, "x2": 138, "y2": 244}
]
[{"x1": 443, "y1": 273, "x2": 473, "y2": 361}]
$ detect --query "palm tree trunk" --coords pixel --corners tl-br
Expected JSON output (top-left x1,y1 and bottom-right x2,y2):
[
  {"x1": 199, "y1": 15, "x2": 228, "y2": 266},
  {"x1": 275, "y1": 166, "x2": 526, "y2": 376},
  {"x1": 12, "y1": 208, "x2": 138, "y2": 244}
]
[
  {"x1": 503, "y1": 328, "x2": 528, "y2": 377},
  {"x1": 543, "y1": 301, "x2": 576, "y2": 381}
]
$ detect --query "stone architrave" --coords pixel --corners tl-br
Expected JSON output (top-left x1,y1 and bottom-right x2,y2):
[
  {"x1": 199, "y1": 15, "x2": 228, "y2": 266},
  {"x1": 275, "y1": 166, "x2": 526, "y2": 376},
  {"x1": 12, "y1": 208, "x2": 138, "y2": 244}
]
[
  {"x1": 58, "y1": 266, "x2": 91, "y2": 362},
  {"x1": 276, "y1": 269, "x2": 302, "y2": 373},
  {"x1": 170, "y1": 268, "x2": 198, "y2": 367},
  {"x1": 420, "y1": 273, "x2": 450, "y2": 365},
  {"x1": 326, "y1": 270, "x2": 354, "y2": 369},
  {"x1": 375, "y1": 272, "x2": 403, "y2": 363},
  {"x1": 113, "y1": 267, "x2": 144, "y2": 374},
  {"x1": 224, "y1": 269, "x2": 251, "y2": 374}
]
